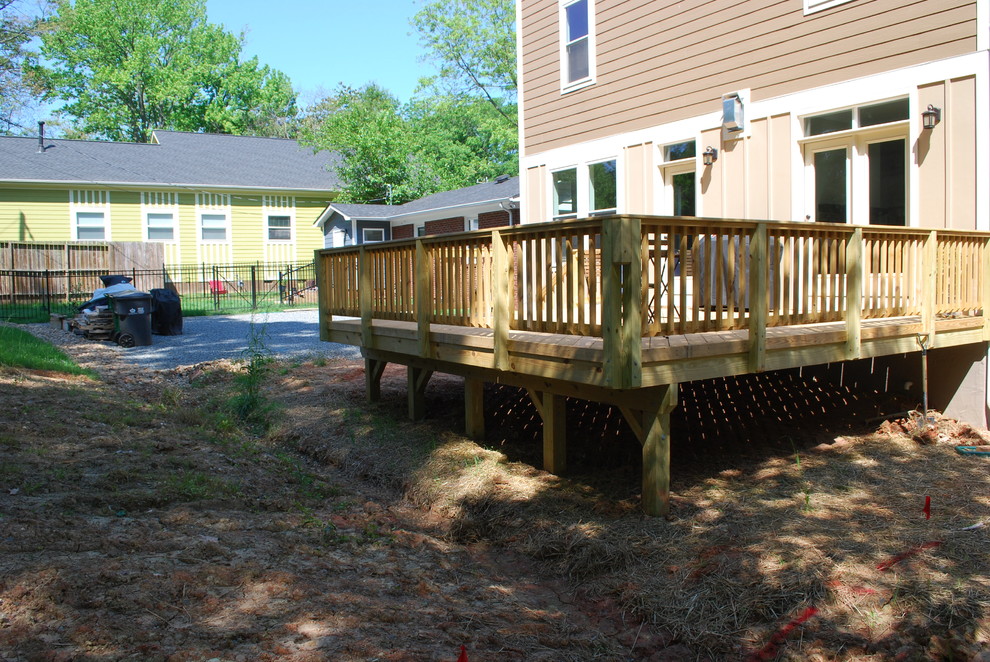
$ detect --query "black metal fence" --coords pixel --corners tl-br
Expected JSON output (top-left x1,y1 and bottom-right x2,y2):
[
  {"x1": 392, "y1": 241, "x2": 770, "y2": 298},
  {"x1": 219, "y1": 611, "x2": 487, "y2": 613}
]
[{"x1": 0, "y1": 261, "x2": 317, "y2": 322}]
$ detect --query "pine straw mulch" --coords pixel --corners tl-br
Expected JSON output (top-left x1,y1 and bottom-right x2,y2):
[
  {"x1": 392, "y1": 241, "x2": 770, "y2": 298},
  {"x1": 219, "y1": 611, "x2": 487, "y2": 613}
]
[{"x1": 278, "y1": 360, "x2": 990, "y2": 661}]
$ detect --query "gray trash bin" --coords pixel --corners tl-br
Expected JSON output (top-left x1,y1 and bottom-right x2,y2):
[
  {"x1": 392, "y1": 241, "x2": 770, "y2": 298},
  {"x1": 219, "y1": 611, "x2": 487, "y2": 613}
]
[{"x1": 108, "y1": 291, "x2": 153, "y2": 347}]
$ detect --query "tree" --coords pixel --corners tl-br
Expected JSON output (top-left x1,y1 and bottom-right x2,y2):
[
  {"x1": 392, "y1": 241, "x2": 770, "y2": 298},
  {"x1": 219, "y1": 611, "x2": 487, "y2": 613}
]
[
  {"x1": 32, "y1": 0, "x2": 297, "y2": 142},
  {"x1": 0, "y1": 0, "x2": 46, "y2": 133},
  {"x1": 412, "y1": 0, "x2": 516, "y2": 126}
]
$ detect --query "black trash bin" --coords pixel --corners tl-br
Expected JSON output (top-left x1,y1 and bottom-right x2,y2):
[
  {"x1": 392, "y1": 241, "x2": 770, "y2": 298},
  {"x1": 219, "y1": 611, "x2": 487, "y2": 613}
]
[
  {"x1": 150, "y1": 288, "x2": 183, "y2": 336},
  {"x1": 107, "y1": 291, "x2": 153, "y2": 347}
]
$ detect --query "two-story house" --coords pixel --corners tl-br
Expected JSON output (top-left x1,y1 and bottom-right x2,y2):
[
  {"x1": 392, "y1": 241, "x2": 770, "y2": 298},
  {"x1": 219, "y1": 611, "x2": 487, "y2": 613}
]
[{"x1": 517, "y1": 0, "x2": 988, "y2": 422}]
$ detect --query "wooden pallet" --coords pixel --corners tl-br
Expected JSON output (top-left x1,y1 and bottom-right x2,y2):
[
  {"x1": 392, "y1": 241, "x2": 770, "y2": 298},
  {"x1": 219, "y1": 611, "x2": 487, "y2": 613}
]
[{"x1": 69, "y1": 310, "x2": 114, "y2": 340}]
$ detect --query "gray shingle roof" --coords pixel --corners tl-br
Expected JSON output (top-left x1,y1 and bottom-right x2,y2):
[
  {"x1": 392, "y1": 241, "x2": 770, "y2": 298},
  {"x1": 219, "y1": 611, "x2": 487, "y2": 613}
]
[
  {"x1": 0, "y1": 130, "x2": 341, "y2": 191},
  {"x1": 329, "y1": 176, "x2": 519, "y2": 220}
]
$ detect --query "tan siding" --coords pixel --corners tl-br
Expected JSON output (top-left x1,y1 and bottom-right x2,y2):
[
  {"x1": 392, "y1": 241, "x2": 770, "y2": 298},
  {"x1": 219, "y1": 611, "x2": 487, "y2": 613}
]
[
  {"x1": 525, "y1": 165, "x2": 547, "y2": 223},
  {"x1": 699, "y1": 128, "x2": 723, "y2": 217},
  {"x1": 622, "y1": 142, "x2": 653, "y2": 214},
  {"x1": 918, "y1": 82, "x2": 947, "y2": 229},
  {"x1": 946, "y1": 76, "x2": 976, "y2": 230},
  {"x1": 721, "y1": 138, "x2": 746, "y2": 218},
  {"x1": 768, "y1": 114, "x2": 792, "y2": 222},
  {"x1": 748, "y1": 119, "x2": 769, "y2": 220},
  {"x1": 521, "y1": 0, "x2": 977, "y2": 154}
]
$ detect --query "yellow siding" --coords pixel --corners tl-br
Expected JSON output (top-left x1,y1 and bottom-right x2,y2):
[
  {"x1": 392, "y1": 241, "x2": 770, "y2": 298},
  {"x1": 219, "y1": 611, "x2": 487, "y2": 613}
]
[
  {"x1": 109, "y1": 190, "x2": 142, "y2": 242},
  {"x1": 0, "y1": 187, "x2": 70, "y2": 242}
]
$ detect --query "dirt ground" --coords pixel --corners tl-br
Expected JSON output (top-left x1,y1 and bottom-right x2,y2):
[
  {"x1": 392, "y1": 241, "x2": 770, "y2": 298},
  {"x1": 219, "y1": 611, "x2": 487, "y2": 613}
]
[{"x1": 1, "y1": 324, "x2": 989, "y2": 661}]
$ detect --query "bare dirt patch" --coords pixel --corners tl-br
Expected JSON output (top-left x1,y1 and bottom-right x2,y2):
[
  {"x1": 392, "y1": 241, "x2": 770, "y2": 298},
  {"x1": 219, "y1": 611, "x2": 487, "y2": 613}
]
[{"x1": 1, "y1": 325, "x2": 989, "y2": 661}]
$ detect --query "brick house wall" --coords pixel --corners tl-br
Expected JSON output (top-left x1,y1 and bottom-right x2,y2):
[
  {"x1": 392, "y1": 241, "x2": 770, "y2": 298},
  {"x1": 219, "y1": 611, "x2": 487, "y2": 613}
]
[
  {"x1": 392, "y1": 224, "x2": 414, "y2": 239},
  {"x1": 477, "y1": 210, "x2": 511, "y2": 229},
  {"x1": 424, "y1": 216, "x2": 465, "y2": 235}
]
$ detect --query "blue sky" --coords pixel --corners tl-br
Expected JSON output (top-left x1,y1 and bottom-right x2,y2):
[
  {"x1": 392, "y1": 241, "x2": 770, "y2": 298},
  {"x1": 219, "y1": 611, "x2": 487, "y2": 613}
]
[{"x1": 205, "y1": 0, "x2": 430, "y2": 105}]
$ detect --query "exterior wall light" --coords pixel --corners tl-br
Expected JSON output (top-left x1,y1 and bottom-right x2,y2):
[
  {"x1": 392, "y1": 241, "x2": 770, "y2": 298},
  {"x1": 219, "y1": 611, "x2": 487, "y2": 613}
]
[
  {"x1": 922, "y1": 104, "x2": 941, "y2": 130},
  {"x1": 702, "y1": 146, "x2": 718, "y2": 166}
]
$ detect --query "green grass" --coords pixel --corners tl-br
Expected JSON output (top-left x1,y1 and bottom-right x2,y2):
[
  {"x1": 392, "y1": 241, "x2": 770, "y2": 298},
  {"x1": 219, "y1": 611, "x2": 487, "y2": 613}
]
[{"x1": 0, "y1": 326, "x2": 97, "y2": 377}]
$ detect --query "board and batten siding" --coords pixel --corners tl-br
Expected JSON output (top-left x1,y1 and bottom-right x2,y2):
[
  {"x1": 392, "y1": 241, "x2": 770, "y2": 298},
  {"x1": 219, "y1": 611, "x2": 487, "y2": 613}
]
[{"x1": 521, "y1": 0, "x2": 977, "y2": 155}]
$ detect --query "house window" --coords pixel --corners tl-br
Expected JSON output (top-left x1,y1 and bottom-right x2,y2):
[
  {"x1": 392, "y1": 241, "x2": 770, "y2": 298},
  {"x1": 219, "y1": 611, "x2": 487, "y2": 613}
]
[
  {"x1": 560, "y1": 0, "x2": 594, "y2": 91},
  {"x1": 200, "y1": 213, "x2": 228, "y2": 242},
  {"x1": 416, "y1": 226, "x2": 426, "y2": 237},
  {"x1": 661, "y1": 141, "x2": 696, "y2": 216},
  {"x1": 363, "y1": 228, "x2": 385, "y2": 243},
  {"x1": 588, "y1": 160, "x2": 616, "y2": 215},
  {"x1": 552, "y1": 168, "x2": 578, "y2": 220},
  {"x1": 146, "y1": 212, "x2": 175, "y2": 242},
  {"x1": 468, "y1": 218, "x2": 480, "y2": 231},
  {"x1": 804, "y1": 0, "x2": 855, "y2": 15},
  {"x1": 802, "y1": 99, "x2": 908, "y2": 225},
  {"x1": 75, "y1": 211, "x2": 106, "y2": 241},
  {"x1": 267, "y1": 215, "x2": 291, "y2": 241}
]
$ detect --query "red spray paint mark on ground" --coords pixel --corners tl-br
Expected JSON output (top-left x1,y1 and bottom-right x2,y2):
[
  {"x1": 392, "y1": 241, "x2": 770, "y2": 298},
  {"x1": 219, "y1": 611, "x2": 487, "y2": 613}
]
[
  {"x1": 746, "y1": 606, "x2": 818, "y2": 661},
  {"x1": 456, "y1": 644, "x2": 469, "y2": 662},
  {"x1": 923, "y1": 495, "x2": 931, "y2": 519},
  {"x1": 876, "y1": 541, "x2": 942, "y2": 571}
]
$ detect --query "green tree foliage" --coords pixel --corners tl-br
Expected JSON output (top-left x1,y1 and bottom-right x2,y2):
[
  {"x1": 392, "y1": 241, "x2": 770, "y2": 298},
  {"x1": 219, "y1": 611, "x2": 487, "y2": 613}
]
[
  {"x1": 302, "y1": 85, "x2": 517, "y2": 205},
  {"x1": 32, "y1": 0, "x2": 297, "y2": 142},
  {"x1": 0, "y1": 0, "x2": 45, "y2": 132},
  {"x1": 412, "y1": 0, "x2": 516, "y2": 125}
]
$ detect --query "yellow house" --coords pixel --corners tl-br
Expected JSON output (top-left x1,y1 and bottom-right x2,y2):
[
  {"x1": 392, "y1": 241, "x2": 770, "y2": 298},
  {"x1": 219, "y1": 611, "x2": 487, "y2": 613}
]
[{"x1": 0, "y1": 129, "x2": 340, "y2": 267}]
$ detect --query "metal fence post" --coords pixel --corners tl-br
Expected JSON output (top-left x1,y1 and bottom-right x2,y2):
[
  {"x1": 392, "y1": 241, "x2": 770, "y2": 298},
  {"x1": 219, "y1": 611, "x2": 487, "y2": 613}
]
[
  {"x1": 251, "y1": 265, "x2": 257, "y2": 309},
  {"x1": 44, "y1": 269, "x2": 51, "y2": 316}
]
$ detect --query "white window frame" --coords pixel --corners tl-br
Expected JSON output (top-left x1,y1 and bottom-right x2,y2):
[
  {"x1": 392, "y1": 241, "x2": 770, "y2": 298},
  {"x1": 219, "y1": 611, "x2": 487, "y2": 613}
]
[
  {"x1": 266, "y1": 214, "x2": 293, "y2": 242},
  {"x1": 70, "y1": 189, "x2": 110, "y2": 241},
  {"x1": 362, "y1": 228, "x2": 385, "y2": 243},
  {"x1": 141, "y1": 191, "x2": 179, "y2": 244},
  {"x1": 588, "y1": 158, "x2": 617, "y2": 216},
  {"x1": 263, "y1": 195, "x2": 295, "y2": 244},
  {"x1": 196, "y1": 192, "x2": 231, "y2": 244},
  {"x1": 199, "y1": 212, "x2": 230, "y2": 243},
  {"x1": 551, "y1": 166, "x2": 579, "y2": 221},
  {"x1": 804, "y1": 0, "x2": 855, "y2": 15},
  {"x1": 145, "y1": 211, "x2": 177, "y2": 243},
  {"x1": 559, "y1": 0, "x2": 596, "y2": 93}
]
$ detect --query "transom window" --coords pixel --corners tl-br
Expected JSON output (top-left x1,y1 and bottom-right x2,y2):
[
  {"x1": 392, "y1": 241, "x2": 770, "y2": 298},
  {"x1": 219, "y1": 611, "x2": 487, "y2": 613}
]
[
  {"x1": 560, "y1": 0, "x2": 594, "y2": 91},
  {"x1": 804, "y1": 98, "x2": 909, "y2": 136},
  {"x1": 663, "y1": 141, "x2": 696, "y2": 162},
  {"x1": 267, "y1": 215, "x2": 291, "y2": 241},
  {"x1": 146, "y1": 212, "x2": 175, "y2": 242}
]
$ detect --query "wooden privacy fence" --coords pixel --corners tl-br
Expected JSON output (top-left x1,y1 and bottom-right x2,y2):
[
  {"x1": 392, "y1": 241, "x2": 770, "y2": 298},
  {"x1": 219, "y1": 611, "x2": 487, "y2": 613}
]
[
  {"x1": 0, "y1": 241, "x2": 164, "y2": 272},
  {"x1": 318, "y1": 216, "x2": 990, "y2": 384}
]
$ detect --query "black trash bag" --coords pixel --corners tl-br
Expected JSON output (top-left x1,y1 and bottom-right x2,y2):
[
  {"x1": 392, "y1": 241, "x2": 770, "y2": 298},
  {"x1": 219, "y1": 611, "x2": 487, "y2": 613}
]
[
  {"x1": 150, "y1": 288, "x2": 183, "y2": 336},
  {"x1": 99, "y1": 274, "x2": 133, "y2": 287}
]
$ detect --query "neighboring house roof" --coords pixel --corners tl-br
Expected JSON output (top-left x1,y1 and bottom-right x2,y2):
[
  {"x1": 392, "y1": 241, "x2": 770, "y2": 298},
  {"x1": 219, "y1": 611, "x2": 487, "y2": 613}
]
[
  {"x1": 0, "y1": 130, "x2": 341, "y2": 192},
  {"x1": 317, "y1": 176, "x2": 520, "y2": 225}
]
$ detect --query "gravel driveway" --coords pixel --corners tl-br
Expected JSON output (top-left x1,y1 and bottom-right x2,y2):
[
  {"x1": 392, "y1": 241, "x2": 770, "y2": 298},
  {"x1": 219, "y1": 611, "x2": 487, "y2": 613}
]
[{"x1": 95, "y1": 309, "x2": 360, "y2": 369}]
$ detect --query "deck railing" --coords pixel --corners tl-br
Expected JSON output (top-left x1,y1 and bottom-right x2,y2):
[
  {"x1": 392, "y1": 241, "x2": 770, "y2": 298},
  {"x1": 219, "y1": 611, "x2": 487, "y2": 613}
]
[{"x1": 317, "y1": 216, "x2": 990, "y2": 386}]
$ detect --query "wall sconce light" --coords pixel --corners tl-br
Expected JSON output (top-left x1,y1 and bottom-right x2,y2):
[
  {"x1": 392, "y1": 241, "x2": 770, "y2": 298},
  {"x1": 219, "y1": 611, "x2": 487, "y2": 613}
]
[
  {"x1": 922, "y1": 104, "x2": 941, "y2": 130},
  {"x1": 702, "y1": 146, "x2": 718, "y2": 166}
]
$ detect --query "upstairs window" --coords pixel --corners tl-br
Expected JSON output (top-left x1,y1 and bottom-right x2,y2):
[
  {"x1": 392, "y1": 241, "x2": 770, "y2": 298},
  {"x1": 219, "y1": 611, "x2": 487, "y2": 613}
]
[
  {"x1": 561, "y1": 0, "x2": 594, "y2": 91},
  {"x1": 804, "y1": 0, "x2": 855, "y2": 15}
]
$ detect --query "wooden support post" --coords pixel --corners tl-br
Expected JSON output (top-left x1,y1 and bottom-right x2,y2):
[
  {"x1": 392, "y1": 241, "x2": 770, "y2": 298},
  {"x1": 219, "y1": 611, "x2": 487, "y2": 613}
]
[
  {"x1": 407, "y1": 366, "x2": 433, "y2": 421},
  {"x1": 415, "y1": 239, "x2": 432, "y2": 357},
  {"x1": 315, "y1": 249, "x2": 332, "y2": 341},
  {"x1": 464, "y1": 378, "x2": 485, "y2": 440},
  {"x1": 845, "y1": 228, "x2": 863, "y2": 360},
  {"x1": 358, "y1": 247, "x2": 373, "y2": 348},
  {"x1": 748, "y1": 223, "x2": 768, "y2": 372},
  {"x1": 640, "y1": 383, "x2": 677, "y2": 518},
  {"x1": 492, "y1": 230, "x2": 510, "y2": 371},
  {"x1": 921, "y1": 230, "x2": 937, "y2": 341},
  {"x1": 526, "y1": 388, "x2": 566, "y2": 474},
  {"x1": 365, "y1": 358, "x2": 386, "y2": 403},
  {"x1": 602, "y1": 216, "x2": 643, "y2": 389},
  {"x1": 983, "y1": 237, "x2": 990, "y2": 340}
]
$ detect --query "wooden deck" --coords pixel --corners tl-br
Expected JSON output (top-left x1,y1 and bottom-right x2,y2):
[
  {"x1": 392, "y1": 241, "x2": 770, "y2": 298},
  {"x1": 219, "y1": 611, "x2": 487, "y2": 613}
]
[{"x1": 317, "y1": 216, "x2": 990, "y2": 516}]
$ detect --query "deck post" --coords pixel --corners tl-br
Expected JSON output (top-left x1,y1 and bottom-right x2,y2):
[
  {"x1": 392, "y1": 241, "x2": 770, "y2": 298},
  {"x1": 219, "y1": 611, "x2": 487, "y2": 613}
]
[
  {"x1": 748, "y1": 223, "x2": 768, "y2": 372},
  {"x1": 845, "y1": 228, "x2": 863, "y2": 359},
  {"x1": 365, "y1": 358, "x2": 387, "y2": 403},
  {"x1": 407, "y1": 366, "x2": 433, "y2": 421},
  {"x1": 602, "y1": 216, "x2": 643, "y2": 389},
  {"x1": 316, "y1": 249, "x2": 332, "y2": 341},
  {"x1": 922, "y1": 230, "x2": 937, "y2": 341},
  {"x1": 415, "y1": 239, "x2": 432, "y2": 357},
  {"x1": 492, "y1": 230, "x2": 510, "y2": 370},
  {"x1": 641, "y1": 383, "x2": 678, "y2": 517},
  {"x1": 464, "y1": 377, "x2": 485, "y2": 439},
  {"x1": 983, "y1": 237, "x2": 990, "y2": 340},
  {"x1": 526, "y1": 389, "x2": 566, "y2": 474},
  {"x1": 358, "y1": 247, "x2": 373, "y2": 348}
]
